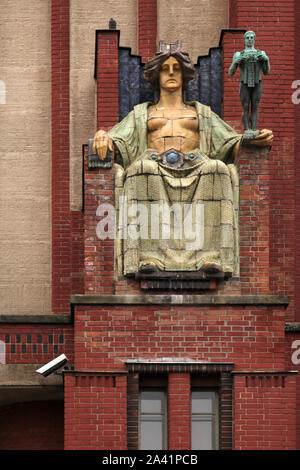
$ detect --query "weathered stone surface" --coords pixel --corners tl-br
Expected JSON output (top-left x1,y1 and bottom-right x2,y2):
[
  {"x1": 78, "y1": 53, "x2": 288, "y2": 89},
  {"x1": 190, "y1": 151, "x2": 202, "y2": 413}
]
[
  {"x1": 71, "y1": 294, "x2": 290, "y2": 306},
  {"x1": 0, "y1": 0, "x2": 51, "y2": 315},
  {"x1": 157, "y1": 0, "x2": 228, "y2": 63},
  {"x1": 0, "y1": 364, "x2": 62, "y2": 386}
]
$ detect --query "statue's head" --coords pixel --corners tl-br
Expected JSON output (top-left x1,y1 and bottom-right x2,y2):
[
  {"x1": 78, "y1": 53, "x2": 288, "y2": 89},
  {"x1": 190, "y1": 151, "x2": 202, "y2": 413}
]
[
  {"x1": 244, "y1": 31, "x2": 256, "y2": 47},
  {"x1": 143, "y1": 48, "x2": 194, "y2": 102}
]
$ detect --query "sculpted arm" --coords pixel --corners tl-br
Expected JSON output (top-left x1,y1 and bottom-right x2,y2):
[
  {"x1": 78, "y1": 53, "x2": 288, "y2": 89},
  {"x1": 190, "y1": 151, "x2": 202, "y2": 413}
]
[
  {"x1": 232, "y1": 129, "x2": 274, "y2": 159},
  {"x1": 229, "y1": 52, "x2": 242, "y2": 77}
]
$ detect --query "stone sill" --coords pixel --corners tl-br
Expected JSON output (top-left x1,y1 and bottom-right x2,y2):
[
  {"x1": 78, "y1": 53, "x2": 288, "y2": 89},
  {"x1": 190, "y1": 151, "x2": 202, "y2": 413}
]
[
  {"x1": 285, "y1": 322, "x2": 300, "y2": 332},
  {"x1": 71, "y1": 294, "x2": 290, "y2": 306},
  {"x1": 0, "y1": 314, "x2": 72, "y2": 324}
]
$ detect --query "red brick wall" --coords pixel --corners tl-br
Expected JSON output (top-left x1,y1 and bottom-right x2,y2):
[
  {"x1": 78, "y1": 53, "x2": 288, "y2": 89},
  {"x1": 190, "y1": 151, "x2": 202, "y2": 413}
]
[
  {"x1": 234, "y1": 373, "x2": 297, "y2": 450},
  {"x1": 84, "y1": 31, "x2": 119, "y2": 295},
  {"x1": 51, "y1": 0, "x2": 71, "y2": 314},
  {"x1": 238, "y1": 147, "x2": 270, "y2": 293},
  {"x1": 0, "y1": 401, "x2": 64, "y2": 450},
  {"x1": 295, "y1": 0, "x2": 300, "y2": 321},
  {"x1": 138, "y1": 0, "x2": 157, "y2": 62},
  {"x1": 71, "y1": 303, "x2": 295, "y2": 449},
  {"x1": 74, "y1": 305, "x2": 287, "y2": 371},
  {"x1": 226, "y1": 1, "x2": 297, "y2": 322},
  {"x1": 52, "y1": 0, "x2": 84, "y2": 311},
  {"x1": 168, "y1": 373, "x2": 191, "y2": 449},
  {"x1": 64, "y1": 373, "x2": 127, "y2": 450},
  {"x1": 71, "y1": 211, "x2": 85, "y2": 295},
  {"x1": 285, "y1": 332, "x2": 300, "y2": 449}
]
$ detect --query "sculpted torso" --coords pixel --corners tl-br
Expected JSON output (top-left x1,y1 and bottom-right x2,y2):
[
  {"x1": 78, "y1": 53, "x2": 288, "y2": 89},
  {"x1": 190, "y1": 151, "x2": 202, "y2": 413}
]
[
  {"x1": 147, "y1": 104, "x2": 199, "y2": 153},
  {"x1": 92, "y1": 53, "x2": 273, "y2": 160}
]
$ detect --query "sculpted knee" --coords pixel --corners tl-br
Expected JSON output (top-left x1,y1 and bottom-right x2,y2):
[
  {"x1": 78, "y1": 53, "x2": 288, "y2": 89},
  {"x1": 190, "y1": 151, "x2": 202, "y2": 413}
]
[
  {"x1": 127, "y1": 158, "x2": 159, "y2": 177},
  {"x1": 202, "y1": 159, "x2": 229, "y2": 175}
]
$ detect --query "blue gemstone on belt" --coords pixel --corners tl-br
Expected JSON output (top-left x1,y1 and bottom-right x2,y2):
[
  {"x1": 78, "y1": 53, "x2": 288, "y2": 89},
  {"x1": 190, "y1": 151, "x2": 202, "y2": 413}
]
[
  {"x1": 166, "y1": 152, "x2": 179, "y2": 163},
  {"x1": 151, "y1": 154, "x2": 157, "y2": 160},
  {"x1": 189, "y1": 153, "x2": 195, "y2": 159}
]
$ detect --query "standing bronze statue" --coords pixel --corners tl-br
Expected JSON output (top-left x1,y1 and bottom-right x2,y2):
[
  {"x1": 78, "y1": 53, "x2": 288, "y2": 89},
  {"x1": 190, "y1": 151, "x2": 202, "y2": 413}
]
[
  {"x1": 93, "y1": 44, "x2": 273, "y2": 279},
  {"x1": 229, "y1": 30, "x2": 270, "y2": 134}
]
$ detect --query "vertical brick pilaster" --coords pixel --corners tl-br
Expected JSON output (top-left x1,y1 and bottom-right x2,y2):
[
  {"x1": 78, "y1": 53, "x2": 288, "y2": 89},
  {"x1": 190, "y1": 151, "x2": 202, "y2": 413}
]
[
  {"x1": 127, "y1": 373, "x2": 139, "y2": 450},
  {"x1": 51, "y1": 0, "x2": 71, "y2": 314},
  {"x1": 96, "y1": 30, "x2": 119, "y2": 130},
  {"x1": 168, "y1": 373, "x2": 191, "y2": 450},
  {"x1": 219, "y1": 372, "x2": 233, "y2": 450},
  {"x1": 225, "y1": 0, "x2": 296, "y2": 318},
  {"x1": 84, "y1": 30, "x2": 119, "y2": 294},
  {"x1": 138, "y1": 0, "x2": 157, "y2": 62},
  {"x1": 295, "y1": 1, "x2": 300, "y2": 322}
]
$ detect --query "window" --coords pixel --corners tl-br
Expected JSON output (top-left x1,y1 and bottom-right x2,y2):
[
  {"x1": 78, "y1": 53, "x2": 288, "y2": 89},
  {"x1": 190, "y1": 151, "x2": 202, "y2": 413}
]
[
  {"x1": 126, "y1": 362, "x2": 233, "y2": 450},
  {"x1": 139, "y1": 389, "x2": 167, "y2": 450},
  {"x1": 191, "y1": 390, "x2": 218, "y2": 450}
]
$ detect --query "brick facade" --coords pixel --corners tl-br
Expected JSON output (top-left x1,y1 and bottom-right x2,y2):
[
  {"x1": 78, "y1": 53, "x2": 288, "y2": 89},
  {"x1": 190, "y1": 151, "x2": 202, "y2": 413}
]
[{"x1": 0, "y1": 0, "x2": 299, "y2": 452}]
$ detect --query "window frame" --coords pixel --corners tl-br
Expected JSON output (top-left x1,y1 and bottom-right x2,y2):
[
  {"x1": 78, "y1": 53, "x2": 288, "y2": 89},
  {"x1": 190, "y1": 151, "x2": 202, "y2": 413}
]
[
  {"x1": 190, "y1": 388, "x2": 219, "y2": 450},
  {"x1": 138, "y1": 387, "x2": 168, "y2": 450},
  {"x1": 126, "y1": 362, "x2": 234, "y2": 450}
]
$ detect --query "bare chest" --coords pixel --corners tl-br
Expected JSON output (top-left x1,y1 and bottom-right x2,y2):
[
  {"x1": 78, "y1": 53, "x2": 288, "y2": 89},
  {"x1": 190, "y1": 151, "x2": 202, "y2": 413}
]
[{"x1": 147, "y1": 106, "x2": 199, "y2": 135}]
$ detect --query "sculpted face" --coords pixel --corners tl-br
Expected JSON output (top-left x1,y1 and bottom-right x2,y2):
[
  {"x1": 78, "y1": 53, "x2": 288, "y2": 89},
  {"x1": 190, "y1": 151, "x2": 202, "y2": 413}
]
[
  {"x1": 244, "y1": 32, "x2": 255, "y2": 48},
  {"x1": 159, "y1": 56, "x2": 183, "y2": 92}
]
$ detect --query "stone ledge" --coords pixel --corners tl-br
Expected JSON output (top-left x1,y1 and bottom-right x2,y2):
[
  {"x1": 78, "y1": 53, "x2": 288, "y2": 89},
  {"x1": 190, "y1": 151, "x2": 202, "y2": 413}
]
[
  {"x1": 285, "y1": 322, "x2": 300, "y2": 332},
  {"x1": 0, "y1": 364, "x2": 62, "y2": 386},
  {"x1": 0, "y1": 314, "x2": 73, "y2": 324},
  {"x1": 71, "y1": 294, "x2": 290, "y2": 306}
]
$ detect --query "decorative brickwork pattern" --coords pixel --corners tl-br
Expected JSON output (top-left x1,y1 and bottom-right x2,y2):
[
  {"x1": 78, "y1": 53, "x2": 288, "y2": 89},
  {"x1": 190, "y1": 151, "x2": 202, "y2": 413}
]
[{"x1": 0, "y1": 326, "x2": 74, "y2": 363}]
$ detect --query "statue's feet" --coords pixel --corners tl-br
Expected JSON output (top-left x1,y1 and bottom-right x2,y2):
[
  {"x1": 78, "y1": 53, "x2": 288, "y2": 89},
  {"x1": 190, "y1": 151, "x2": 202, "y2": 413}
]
[
  {"x1": 201, "y1": 262, "x2": 224, "y2": 276},
  {"x1": 139, "y1": 262, "x2": 157, "y2": 274}
]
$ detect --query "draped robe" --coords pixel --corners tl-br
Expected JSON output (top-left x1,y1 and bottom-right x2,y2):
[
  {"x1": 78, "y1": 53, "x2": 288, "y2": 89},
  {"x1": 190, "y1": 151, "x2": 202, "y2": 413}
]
[{"x1": 108, "y1": 101, "x2": 241, "y2": 277}]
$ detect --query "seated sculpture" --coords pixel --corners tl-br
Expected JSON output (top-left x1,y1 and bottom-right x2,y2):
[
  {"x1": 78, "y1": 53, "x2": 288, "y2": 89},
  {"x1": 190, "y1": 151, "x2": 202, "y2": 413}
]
[{"x1": 93, "y1": 47, "x2": 273, "y2": 279}]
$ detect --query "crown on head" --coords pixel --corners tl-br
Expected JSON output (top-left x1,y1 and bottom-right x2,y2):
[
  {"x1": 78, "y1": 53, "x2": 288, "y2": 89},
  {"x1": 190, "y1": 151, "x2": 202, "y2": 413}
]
[{"x1": 159, "y1": 40, "x2": 182, "y2": 53}]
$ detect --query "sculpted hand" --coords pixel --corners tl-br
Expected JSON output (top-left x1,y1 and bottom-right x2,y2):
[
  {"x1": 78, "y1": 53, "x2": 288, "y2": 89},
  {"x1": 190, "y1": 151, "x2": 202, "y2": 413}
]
[
  {"x1": 257, "y1": 52, "x2": 268, "y2": 62},
  {"x1": 92, "y1": 130, "x2": 113, "y2": 160},
  {"x1": 249, "y1": 129, "x2": 274, "y2": 147}
]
